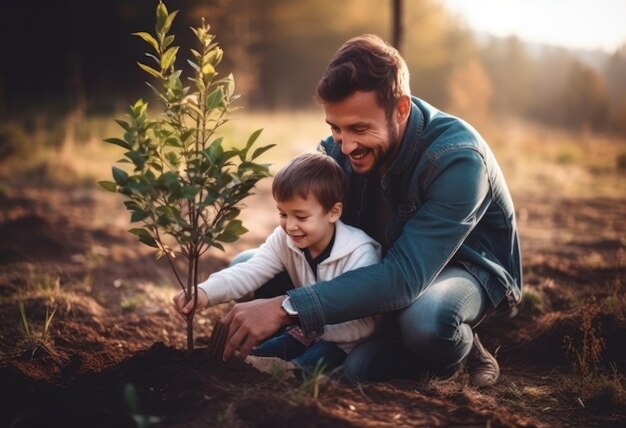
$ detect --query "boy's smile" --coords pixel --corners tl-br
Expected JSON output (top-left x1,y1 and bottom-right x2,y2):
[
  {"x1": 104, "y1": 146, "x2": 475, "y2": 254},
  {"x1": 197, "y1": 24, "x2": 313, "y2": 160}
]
[{"x1": 276, "y1": 194, "x2": 342, "y2": 259}]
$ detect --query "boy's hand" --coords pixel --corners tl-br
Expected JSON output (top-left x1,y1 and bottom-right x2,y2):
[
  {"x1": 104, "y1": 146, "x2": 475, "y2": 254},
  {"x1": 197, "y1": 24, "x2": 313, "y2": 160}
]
[
  {"x1": 221, "y1": 296, "x2": 292, "y2": 361},
  {"x1": 172, "y1": 288, "x2": 209, "y2": 319}
]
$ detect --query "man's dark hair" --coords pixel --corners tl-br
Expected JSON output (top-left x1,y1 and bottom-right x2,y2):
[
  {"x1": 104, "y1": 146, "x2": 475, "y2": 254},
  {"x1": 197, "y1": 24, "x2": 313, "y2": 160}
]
[
  {"x1": 272, "y1": 152, "x2": 346, "y2": 211},
  {"x1": 315, "y1": 34, "x2": 410, "y2": 117}
]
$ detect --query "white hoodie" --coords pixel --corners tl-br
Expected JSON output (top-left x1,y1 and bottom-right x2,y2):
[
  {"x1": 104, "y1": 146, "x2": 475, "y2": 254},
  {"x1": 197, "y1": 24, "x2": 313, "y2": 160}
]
[{"x1": 198, "y1": 220, "x2": 381, "y2": 352}]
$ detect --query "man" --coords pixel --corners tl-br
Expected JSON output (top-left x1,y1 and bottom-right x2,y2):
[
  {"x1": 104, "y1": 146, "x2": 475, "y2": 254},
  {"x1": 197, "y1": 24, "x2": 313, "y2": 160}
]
[{"x1": 220, "y1": 34, "x2": 522, "y2": 387}]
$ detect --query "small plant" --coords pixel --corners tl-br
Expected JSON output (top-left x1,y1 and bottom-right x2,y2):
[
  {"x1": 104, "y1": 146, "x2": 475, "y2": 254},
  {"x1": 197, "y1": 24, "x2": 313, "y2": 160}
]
[
  {"x1": 298, "y1": 359, "x2": 327, "y2": 400},
  {"x1": 17, "y1": 300, "x2": 57, "y2": 358},
  {"x1": 125, "y1": 384, "x2": 160, "y2": 428},
  {"x1": 563, "y1": 297, "x2": 605, "y2": 399},
  {"x1": 99, "y1": 1, "x2": 273, "y2": 351}
]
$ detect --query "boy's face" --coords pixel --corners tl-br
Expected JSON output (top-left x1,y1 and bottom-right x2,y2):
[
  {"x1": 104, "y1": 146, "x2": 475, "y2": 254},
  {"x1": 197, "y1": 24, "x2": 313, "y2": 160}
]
[{"x1": 276, "y1": 193, "x2": 342, "y2": 258}]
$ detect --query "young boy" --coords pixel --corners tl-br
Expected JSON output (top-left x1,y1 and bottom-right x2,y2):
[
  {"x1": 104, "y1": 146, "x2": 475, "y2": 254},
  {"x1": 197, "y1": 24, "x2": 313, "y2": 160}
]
[{"x1": 173, "y1": 152, "x2": 380, "y2": 375}]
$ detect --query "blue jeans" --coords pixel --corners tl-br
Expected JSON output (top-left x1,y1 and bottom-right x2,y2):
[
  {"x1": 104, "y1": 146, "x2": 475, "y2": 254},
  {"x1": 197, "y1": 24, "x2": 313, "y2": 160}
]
[
  {"x1": 338, "y1": 266, "x2": 490, "y2": 383},
  {"x1": 252, "y1": 326, "x2": 347, "y2": 375}
]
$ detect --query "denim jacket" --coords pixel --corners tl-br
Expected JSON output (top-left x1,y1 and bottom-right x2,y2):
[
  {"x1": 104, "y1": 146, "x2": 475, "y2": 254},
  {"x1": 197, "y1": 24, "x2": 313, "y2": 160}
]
[{"x1": 288, "y1": 97, "x2": 523, "y2": 338}]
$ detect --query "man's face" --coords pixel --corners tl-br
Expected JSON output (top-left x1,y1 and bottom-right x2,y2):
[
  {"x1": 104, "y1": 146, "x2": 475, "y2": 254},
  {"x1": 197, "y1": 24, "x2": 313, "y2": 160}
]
[{"x1": 323, "y1": 90, "x2": 401, "y2": 175}]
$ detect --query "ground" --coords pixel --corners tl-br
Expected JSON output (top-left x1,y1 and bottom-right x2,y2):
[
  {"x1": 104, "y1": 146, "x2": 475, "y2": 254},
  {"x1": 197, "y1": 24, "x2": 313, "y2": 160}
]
[{"x1": 0, "y1": 175, "x2": 625, "y2": 427}]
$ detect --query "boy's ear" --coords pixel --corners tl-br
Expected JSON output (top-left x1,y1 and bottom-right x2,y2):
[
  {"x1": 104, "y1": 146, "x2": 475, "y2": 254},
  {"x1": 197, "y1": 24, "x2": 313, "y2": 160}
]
[{"x1": 329, "y1": 202, "x2": 343, "y2": 222}]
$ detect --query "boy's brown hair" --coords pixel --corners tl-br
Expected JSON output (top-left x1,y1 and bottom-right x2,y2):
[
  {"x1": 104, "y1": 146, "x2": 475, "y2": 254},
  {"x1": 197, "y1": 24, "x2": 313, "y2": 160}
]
[
  {"x1": 315, "y1": 34, "x2": 410, "y2": 119},
  {"x1": 272, "y1": 152, "x2": 346, "y2": 211}
]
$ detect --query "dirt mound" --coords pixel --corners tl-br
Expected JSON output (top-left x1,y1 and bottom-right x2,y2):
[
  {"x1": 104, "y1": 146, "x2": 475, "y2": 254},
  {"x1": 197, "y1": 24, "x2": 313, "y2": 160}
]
[
  {"x1": 506, "y1": 310, "x2": 626, "y2": 369},
  {"x1": 0, "y1": 342, "x2": 533, "y2": 428},
  {"x1": 0, "y1": 215, "x2": 75, "y2": 263}
]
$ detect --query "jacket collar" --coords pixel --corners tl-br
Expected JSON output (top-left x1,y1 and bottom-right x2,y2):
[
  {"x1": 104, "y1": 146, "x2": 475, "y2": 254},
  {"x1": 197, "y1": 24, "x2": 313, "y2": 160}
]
[{"x1": 385, "y1": 96, "x2": 426, "y2": 178}]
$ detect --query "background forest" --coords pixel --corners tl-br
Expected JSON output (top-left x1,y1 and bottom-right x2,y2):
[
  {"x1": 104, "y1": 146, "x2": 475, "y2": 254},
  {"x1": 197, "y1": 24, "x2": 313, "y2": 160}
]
[{"x1": 1, "y1": 0, "x2": 625, "y2": 134}]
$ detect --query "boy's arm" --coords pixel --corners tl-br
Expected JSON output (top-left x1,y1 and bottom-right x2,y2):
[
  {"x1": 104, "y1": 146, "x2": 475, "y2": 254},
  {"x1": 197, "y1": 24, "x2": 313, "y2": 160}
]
[{"x1": 198, "y1": 227, "x2": 287, "y2": 305}]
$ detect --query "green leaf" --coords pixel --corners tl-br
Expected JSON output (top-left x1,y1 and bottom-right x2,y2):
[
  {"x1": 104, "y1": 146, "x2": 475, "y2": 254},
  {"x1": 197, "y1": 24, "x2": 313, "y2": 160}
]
[
  {"x1": 137, "y1": 62, "x2": 163, "y2": 79},
  {"x1": 203, "y1": 188, "x2": 219, "y2": 205},
  {"x1": 251, "y1": 143, "x2": 276, "y2": 160},
  {"x1": 201, "y1": 63, "x2": 216, "y2": 78},
  {"x1": 130, "y1": 210, "x2": 149, "y2": 222},
  {"x1": 124, "y1": 201, "x2": 141, "y2": 210},
  {"x1": 104, "y1": 137, "x2": 132, "y2": 150},
  {"x1": 112, "y1": 166, "x2": 129, "y2": 185},
  {"x1": 240, "y1": 129, "x2": 263, "y2": 160},
  {"x1": 156, "y1": 1, "x2": 168, "y2": 34},
  {"x1": 181, "y1": 185, "x2": 199, "y2": 200},
  {"x1": 225, "y1": 219, "x2": 247, "y2": 234},
  {"x1": 186, "y1": 59, "x2": 200, "y2": 73},
  {"x1": 114, "y1": 119, "x2": 131, "y2": 132},
  {"x1": 163, "y1": 34, "x2": 175, "y2": 49},
  {"x1": 161, "y1": 46, "x2": 179, "y2": 71},
  {"x1": 129, "y1": 228, "x2": 158, "y2": 248},
  {"x1": 246, "y1": 129, "x2": 263, "y2": 148},
  {"x1": 180, "y1": 129, "x2": 195, "y2": 142},
  {"x1": 163, "y1": 10, "x2": 179, "y2": 34},
  {"x1": 98, "y1": 180, "x2": 117, "y2": 192},
  {"x1": 215, "y1": 232, "x2": 239, "y2": 243},
  {"x1": 211, "y1": 241, "x2": 225, "y2": 252},
  {"x1": 205, "y1": 87, "x2": 224, "y2": 109},
  {"x1": 224, "y1": 208, "x2": 241, "y2": 221},
  {"x1": 132, "y1": 32, "x2": 159, "y2": 52},
  {"x1": 125, "y1": 384, "x2": 139, "y2": 413},
  {"x1": 124, "y1": 151, "x2": 147, "y2": 170},
  {"x1": 163, "y1": 137, "x2": 182, "y2": 147}
]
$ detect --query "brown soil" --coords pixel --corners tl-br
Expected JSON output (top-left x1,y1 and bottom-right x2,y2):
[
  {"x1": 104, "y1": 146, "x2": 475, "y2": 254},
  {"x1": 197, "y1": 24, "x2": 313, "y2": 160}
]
[{"x1": 1, "y1": 181, "x2": 625, "y2": 427}]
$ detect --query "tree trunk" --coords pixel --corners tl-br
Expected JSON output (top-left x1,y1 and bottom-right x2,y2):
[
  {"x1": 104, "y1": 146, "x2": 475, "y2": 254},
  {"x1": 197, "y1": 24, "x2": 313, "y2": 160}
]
[{"x1": 392, "y1": 0, "x2": 404, "y2": 52}]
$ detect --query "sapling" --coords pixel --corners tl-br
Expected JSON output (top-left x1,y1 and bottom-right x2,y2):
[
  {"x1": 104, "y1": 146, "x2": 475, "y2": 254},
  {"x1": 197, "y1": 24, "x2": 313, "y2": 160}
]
[{"x1": 100, "y1": 1, "x2": 274, "y2": 351}]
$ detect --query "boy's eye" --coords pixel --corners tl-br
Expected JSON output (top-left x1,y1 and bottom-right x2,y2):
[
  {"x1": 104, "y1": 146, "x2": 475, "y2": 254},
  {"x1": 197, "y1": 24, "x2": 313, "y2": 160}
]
[
  {"x1": 279, "y1": 213, "x2": 286, "y2": 218},
  {"x1": 296, "y1": 216, "x2": 308, "y2": 221}
]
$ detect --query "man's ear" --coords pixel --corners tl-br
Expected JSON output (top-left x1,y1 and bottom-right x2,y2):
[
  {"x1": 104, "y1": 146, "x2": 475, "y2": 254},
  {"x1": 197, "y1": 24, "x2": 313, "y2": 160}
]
[
  {"x1": 396, "y1": 95, "x2": 411, "y2": 122},
  {"x1": 329, "y1": 202, "x2": 343, "y2": 222}
]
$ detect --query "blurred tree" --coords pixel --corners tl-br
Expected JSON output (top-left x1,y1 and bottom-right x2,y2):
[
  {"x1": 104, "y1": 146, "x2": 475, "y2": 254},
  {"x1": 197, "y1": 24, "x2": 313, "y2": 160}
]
[
  {"x1": 480, "y1": 36, "x2": 536, "y2": 117},
  {"x1": 563, "y1": 61, "x2": 611, "y2": 132},
  {"x1": 447, "y1": 59, "x2": 492, "y2": 124},
  {"x1": 603, "y1": 44, "x2": 626, "y2": 132},
  {"x1": 392, "y1": 0, "x2": 404, "y2": 52},
  {"x1": 402, "y1": 0, "x2": 476, "y2": 107}
]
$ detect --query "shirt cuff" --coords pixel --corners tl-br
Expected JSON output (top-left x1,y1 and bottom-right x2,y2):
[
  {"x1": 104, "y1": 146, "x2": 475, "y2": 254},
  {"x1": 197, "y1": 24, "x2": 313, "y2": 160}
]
[{"x1": 287, "y1": 286, "x2": 325, "y2": 339}]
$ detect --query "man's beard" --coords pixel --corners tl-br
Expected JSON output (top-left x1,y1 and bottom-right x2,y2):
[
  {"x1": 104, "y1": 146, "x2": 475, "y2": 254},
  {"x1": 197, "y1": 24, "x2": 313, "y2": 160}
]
[{"x1": 373, "y1": 119, "x2": 400, "y2": 171}]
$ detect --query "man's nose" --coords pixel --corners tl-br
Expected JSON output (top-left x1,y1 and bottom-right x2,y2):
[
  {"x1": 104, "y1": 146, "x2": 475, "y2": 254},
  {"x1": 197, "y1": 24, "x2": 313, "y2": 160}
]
[{"x1": 339, "y1": 135, "x2": 357, "y2": 155}]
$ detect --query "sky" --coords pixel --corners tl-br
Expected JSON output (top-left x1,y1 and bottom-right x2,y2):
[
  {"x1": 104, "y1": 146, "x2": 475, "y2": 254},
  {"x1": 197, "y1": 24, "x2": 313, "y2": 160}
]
[{"x1": 439, "y1": 0, "x2": 626, "y2": 53}]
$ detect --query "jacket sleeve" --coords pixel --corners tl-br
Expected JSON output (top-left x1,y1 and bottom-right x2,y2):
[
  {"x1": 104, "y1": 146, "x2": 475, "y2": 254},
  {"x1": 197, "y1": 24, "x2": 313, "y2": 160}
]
[
  {"x1": 320, "y1": 242, "x2": 381, "y2": 344},
  {"x1": 288, "y1": 149, "x2": 492, "y2": 338},
  {"x1": 198, "y1": 227, "x2": 287, "y2": 305}
]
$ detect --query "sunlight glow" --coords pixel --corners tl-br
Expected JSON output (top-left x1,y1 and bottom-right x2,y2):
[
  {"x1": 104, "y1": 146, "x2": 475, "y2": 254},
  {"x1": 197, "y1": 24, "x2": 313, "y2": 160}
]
[{"x1": 440, "y1": 0, "x2": 626, "y2": 52}]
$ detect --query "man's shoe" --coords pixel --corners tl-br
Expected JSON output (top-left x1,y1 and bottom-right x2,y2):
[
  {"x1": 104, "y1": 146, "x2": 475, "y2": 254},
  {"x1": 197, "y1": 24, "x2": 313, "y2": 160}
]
[{"x1": 467, "y1": 333, "x2": 499, "y2": 388}]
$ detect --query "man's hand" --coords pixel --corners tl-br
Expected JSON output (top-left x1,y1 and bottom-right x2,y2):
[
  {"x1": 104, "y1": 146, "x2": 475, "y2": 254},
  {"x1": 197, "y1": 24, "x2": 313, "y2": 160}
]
[
  {"x1": 221, "y1": 295, "x2": 292, "y2": 361},
  {"x1": 172, "y1": 288, "x2": 209, "y2": 320}
]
